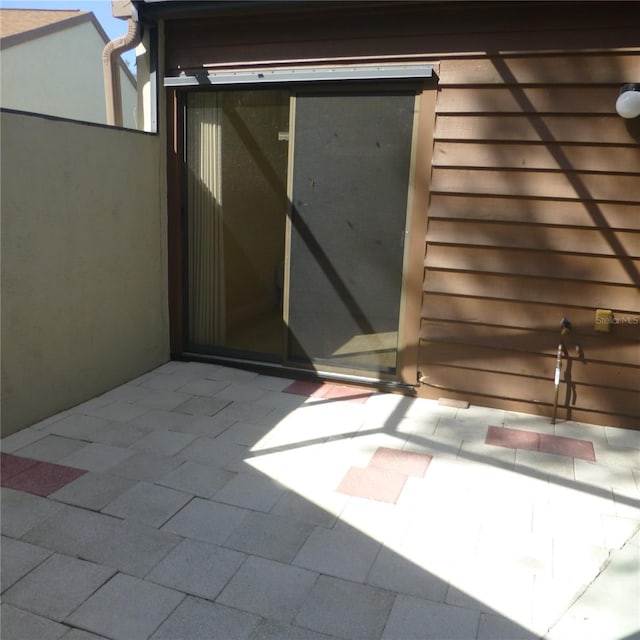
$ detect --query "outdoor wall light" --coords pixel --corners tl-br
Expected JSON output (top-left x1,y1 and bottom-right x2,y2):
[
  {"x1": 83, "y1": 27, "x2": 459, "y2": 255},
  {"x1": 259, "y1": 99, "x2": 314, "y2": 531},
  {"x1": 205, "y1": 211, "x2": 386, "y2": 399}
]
[{"x1": 615, "y1": 83, "x2": 640, "y2": 119}]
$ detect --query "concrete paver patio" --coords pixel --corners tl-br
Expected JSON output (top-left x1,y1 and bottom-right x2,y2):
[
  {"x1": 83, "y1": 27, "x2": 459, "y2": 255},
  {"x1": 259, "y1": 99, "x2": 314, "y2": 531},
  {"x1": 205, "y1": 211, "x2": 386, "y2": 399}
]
[{"x1": 1, "y1": 361, "x2": 639, "y2": 639}]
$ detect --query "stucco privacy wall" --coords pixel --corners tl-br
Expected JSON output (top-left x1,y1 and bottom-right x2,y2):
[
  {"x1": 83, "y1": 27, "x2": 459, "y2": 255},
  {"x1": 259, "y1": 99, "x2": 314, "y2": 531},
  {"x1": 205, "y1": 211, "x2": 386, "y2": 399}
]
[{"x1": 1, "y1": 110, "x2": 169, "y2": 436}]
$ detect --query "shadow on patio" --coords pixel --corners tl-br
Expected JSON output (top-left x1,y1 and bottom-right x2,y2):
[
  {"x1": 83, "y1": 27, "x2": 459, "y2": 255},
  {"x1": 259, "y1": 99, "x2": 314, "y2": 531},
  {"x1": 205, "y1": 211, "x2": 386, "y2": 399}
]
[{"x1": 2, "y1": 361, "x2": 639, "y2": 639}]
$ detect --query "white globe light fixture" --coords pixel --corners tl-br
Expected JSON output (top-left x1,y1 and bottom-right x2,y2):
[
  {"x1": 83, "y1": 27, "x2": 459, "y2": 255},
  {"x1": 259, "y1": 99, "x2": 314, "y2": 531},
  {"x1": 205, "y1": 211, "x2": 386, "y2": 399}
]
[{"x1": 615, "y1": 83, "x2": 640, "y2": 119}]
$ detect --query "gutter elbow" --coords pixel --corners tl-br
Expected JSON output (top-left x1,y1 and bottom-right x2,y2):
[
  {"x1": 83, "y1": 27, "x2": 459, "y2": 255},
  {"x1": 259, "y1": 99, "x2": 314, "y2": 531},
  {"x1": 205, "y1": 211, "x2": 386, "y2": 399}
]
[{"x1": 103, "y1": 18, "x2": 141, "y2": 127}]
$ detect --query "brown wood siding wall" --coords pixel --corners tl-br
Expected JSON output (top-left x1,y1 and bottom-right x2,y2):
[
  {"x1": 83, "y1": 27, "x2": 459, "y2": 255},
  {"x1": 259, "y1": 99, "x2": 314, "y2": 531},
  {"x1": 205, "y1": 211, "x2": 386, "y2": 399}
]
[
  {"x1": 164, "y1": 2, "x2": 640, "y2": 428},
  {"x1": 425, "y1": 50, "x2": 640, "y2": 428}
]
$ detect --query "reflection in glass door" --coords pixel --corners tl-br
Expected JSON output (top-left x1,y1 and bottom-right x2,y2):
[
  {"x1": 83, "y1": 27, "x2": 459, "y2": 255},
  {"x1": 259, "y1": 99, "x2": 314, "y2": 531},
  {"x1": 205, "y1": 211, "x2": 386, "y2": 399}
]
[
  {"x1": 287, "y1": 91, "x2": 416, "y2": 374},
  {"x1": 185, "y1": 90, "x2": 289, "y2": 359},
  {"x1": 185, "y1": 87, "x2": 417, "y2": 376}
]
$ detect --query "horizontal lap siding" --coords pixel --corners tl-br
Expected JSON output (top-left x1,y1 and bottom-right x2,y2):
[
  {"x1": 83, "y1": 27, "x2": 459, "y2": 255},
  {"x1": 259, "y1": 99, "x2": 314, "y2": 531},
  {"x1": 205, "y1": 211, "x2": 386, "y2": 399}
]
[
  {"x1": 425, "y1": 45, "x2": 640, "y2": 428},
  {"x1": 163, "y1": 2, "x2": 640, "y2": 427}
]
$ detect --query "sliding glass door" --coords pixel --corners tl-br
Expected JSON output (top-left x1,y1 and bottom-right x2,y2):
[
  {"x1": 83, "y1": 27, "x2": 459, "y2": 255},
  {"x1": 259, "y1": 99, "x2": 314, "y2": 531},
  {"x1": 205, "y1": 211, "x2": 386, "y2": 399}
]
[
  {"x1": 184, "y1": 86, "x2": 417, "y2": 377},
  {"x1": 185, "y1": 90, "x2": 289, "y2": 360},
  {"x1": 287, "y1": 90, "x2": 415, "y2": 373}
]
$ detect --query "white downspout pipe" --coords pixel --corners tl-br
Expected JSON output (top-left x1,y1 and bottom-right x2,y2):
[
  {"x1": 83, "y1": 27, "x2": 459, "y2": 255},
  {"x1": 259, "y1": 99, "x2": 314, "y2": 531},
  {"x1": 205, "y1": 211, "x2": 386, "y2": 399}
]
[{"x1": 103, "y1": 18, "x2": 141, "y2": 126}]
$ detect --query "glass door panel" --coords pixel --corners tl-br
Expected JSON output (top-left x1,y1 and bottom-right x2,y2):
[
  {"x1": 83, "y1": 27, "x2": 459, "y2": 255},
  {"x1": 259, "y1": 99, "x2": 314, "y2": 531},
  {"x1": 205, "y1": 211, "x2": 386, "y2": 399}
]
[
  {"x1": 185, "y1": 90, "x2": 289, "y2": 359},
  {"x1": 287, "y1": 91, "x2": 416, "y2": 374}
]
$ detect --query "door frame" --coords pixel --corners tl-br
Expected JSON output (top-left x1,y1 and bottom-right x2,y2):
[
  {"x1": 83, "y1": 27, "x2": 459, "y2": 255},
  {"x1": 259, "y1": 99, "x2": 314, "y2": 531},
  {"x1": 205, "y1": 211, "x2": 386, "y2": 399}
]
[{"x1": 166, "y1": 79, "x2": 436, "y2": 389}]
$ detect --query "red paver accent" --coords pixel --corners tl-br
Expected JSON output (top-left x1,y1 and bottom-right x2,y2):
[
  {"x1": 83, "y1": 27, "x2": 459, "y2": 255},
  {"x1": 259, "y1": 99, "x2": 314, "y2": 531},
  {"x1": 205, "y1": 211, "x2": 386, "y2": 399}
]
[
  {"x1": 486, "y1": 426, "x2": 540, "y2": 451},
  {"x1": 369, "y1": 447, "x2": 432, "y2": 478},
  {"x1": 486, "y1": 426, "x2": 596, "y2": 462},
  {"x1": 0, "y1": 453, "x2": 39, "y2": 481},
  {"x1": 283, "y1": 380, "x2": 326, "y2": 397},
  {"x1": 539, "y1": 434, "x2": 596, "y2": 462},
  {"x1": 2, "y1": 460, "x2": 87, "y2": 497},
  {"x1": 283, "y1": 380, "x2": 374, "y2": 404},
  {"x1": 336, "y1": 466, "x2": 407, "y2": 503},
  {"x1": 322, "y1": 385, "x2": 374, "y2": 404}
]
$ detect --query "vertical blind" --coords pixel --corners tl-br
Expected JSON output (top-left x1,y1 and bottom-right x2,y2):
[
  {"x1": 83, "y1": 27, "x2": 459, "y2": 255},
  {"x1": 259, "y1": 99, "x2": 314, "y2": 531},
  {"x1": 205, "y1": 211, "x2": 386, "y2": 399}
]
[{"x1": 186, "y1": 93, "x2": 226, "y2": 345}]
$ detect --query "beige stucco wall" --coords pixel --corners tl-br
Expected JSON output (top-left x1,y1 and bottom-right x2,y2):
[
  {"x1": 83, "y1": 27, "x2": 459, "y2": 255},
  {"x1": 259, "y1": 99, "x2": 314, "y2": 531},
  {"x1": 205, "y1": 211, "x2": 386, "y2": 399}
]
[
  {"x1": 0, "y1": 110, "x2": 169, "y2": 436},
  {"x1": 0, "y1": 20, "x2": 137, "y2": 128}
]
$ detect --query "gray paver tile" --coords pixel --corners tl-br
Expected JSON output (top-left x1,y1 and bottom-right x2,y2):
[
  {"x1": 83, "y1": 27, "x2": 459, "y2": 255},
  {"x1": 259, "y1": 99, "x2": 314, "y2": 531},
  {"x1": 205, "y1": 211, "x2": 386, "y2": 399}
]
[
  {"x1": 42, "y1": 415, "x2": 110, "y2": 440},
  {"x1": 1, "y1": 426, "x2": 48, "y2": 453},
  {"x1": 1, "y1": 536, "x2": 53, "y2": 592},
  {"x1": 592, "y1": 443, "x2": 640, "y2": 472},
  {"x1": 139, "y1": 372, "x2": 198, "y2": 391},
  {"x1": 206, "y1": 365, "x2": 258, "y2": 382},
  {"x1": 79, "y1": 519, "x2": 183, "y2": 578},
  {"x1": 161, "y1": 497, "x2": 249, "y2": 544},
  {"x1": 551, "y1": 538, "x2": 610, "y2": 586},
  {"x1": 156, "y1": 461, "x2": 236, "y2": 498},
  {"x1": 382, "y1": 594, "x2": 481, "y2": 640},
  {"x1": 250, "y1": 620, "x2": 336, "y2": 640},
  {"x1": 15, "y1": 435, "x2": 88, "y2": 463},
  {"x1": 612, "y1": 488, "x2": 640, "y2": 519},
  {"x1": 146, "y1": 538, "x2": 245, "y2": 599},
  {"x1": 214, "y1": 420, "x2": 274, "y2": 446},
  {"x1": 48, "y1": 472, "x2": 137, "y2": 511},
  {"x1": 255, "y1": 390, "x2": 308, "y2": 411},
  {"x1": 214, "y1": 472, "x2": 286, "y2": 511},
  {"x1": 434, "y1": 417, "x2": 490, "y2": 444},
  {"x1": 66, "y1": 573, "x2": 184, "y2": 640},
  {"x1": 545, "y1": 531, "x2": 640, "y2": 640},
  {"x1": 478, "y1": 613, "x2": 540, "y2": 639},
  {"x1": 574, "y1": 458, "x2": 639, "y2": 496},
  {"x1": 60, "y1": 629, "x2": 108, "y2": 640},
  {"x1": 23, "y1": 504, "x2": 182, "y2": 578},
  {"x1": 128, "y1": 430, "x2": 197, "y2": 456},
  {"x1": 602, "y1": 514, "x2": 640, "y2": 550},
  {"x1": 174, "y1": 396, "x2": 231, "y2": 417},
  {"x1": 58, "y1": 443, "x2": 135, "y2": 473},
  {"x1": 459, "y1": 438, "x2": 517, "y2": 470},
  {"x1": 367, "y1": 545, "x2": 449, "y2": 602},
  {"x1": 3, "y1": 553, "x2": 115, "y2": 621},
  {"x1": 150, "y1": 596, "x2": 260, "y2": 640},
  {"x1": 270, "y1": 490, "x2": 342, "y2": 528},
  {"x1": 515, "y1": 449, "x2": 575, "y2": 480},
  {"x1": 165, "y1": 413, "x2": 235, "y2": 436},
  {"x1": 1, "y1": 488, "x2": 65, "y2": 538},
  {"x1": 107, "y1": 451, "x2": 183, "y2": 481},
  {"x1": 176, "y1": 378, "x2": 231, "y2": 397},
  {"x1": 96, "y1": 384, "x2": 153, "y2": 404},
  {"x1": 214, "y1": 383, "x2": 267, "y2": 403},
  {"x1": 130, "y1": 408, "x2": 199, "y2": 431},
  {"x1": 604, "y1": 426, "x2": 640, "y2": 450},
  {"x1": 22, "y1": 504, "x2": 122, "y2": 556},
  {"x1": 224, "y1": 511, "x2": 314, "y2": 563},
  {"x1": 252, "y1": 375, "x2": 296, "y2": 392},
  {"x1": 134, "y1": 389, "x2": 192, "y2": 411},
  {"x1": 178, "y1": 437, "x2": 249, "y2": 470},
  {"x1": 214, "y1": 401, "x2": 273, "y2": 423},
  {"x1": 446, "y1": 567, "x2": 535, "y2": 629},
  {"x1": 101, "y1": 481, "x2": 192, "y2": 527},
  {"x1": 1, "y1": 603, "x2": 69, "y2": 640},
  {"x1": 218, "y1": 555, "x2": 318, "y2": 623},
  {"x1": 293, "y1": 526, "x2": 381, "y2": 583},
  {"x1": 86, "y1": 422, "x2": 150, "y2": 447},
  {"x1": 295, "y1": 574, "x2": 395, "y2": 640},
  {"x1": 82, "y1": 401, "x2": 150, "y2": 422},
  {"x1": 30, "y1": 410, "x2": 77, "y2": 430}
]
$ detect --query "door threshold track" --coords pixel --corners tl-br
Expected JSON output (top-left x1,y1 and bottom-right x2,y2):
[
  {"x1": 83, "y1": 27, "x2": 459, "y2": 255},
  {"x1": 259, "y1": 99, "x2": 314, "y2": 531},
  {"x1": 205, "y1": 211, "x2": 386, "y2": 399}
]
[{"x1": 180, "y1": 352, "x2": 418, "y2": 392}]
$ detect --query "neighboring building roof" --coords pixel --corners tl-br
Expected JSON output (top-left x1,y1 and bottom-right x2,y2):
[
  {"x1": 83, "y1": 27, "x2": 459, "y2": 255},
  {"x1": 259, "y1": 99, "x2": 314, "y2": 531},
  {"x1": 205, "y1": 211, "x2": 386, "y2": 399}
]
[
  {"x1": 0, "y1": 9, "x2": 100, "y2": 47},
  {"x1": 0, "y1": 8, "x2": 87, "y2": 38},
  {"x1": 0, "y1": 8, "x2": 136, "y2": 86}
]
